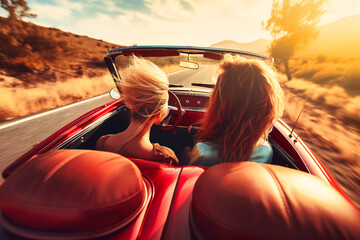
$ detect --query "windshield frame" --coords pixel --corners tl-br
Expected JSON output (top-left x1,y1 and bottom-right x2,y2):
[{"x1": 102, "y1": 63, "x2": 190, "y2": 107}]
[{"x1": 104, "y1": 46, "x2": 269, "y2": 93}]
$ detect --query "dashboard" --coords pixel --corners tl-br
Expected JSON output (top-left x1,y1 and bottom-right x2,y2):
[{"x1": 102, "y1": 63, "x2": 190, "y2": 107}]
[{"x1": 169, "y1": 91, "x2": 210, "y2": 127}]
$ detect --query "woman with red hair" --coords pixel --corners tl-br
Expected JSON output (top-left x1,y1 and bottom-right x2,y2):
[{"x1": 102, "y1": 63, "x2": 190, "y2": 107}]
[{"x1": 189, "y1": 56, "x2": 284, "y2": 166}]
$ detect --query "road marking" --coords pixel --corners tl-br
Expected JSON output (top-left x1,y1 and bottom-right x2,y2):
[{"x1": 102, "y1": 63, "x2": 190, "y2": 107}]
[{"x1": 0, "y1": 94, "x2": 108, "y2": 130}]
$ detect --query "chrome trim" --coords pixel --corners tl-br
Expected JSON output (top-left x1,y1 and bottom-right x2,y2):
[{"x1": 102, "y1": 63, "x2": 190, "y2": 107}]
[
  {"x1": 182, "y1": 106, "x2": 206, "y2": 112},
  {"x1": 170, "y1": 90, "x2": 210, "y2": 97}
]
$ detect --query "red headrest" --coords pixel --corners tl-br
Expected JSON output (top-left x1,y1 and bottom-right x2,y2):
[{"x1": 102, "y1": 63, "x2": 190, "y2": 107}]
[
  {"x1": 191, "y1": 162, "x2": 360, "y2": 240},
  {"x1": 0, "y1": 149, "x2": 146, "y2": 239}
]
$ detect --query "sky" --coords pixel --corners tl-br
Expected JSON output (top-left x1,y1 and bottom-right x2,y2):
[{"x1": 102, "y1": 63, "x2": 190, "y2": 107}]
[{"x1": 1, "y1": 0, "x2": 360, "y2": 46}]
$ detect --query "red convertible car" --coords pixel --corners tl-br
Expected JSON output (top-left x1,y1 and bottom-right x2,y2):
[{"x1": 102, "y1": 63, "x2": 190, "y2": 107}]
[{"x1": 0, "y1": 46, "x2": 359, "y2": 239}]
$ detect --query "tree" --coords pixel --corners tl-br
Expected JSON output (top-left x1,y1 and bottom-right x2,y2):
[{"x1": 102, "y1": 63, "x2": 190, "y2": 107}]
[
  {"x1": 263, "y1": 0, "x2": 328, "y2": 80},
  {"x1": 270, "y1": 36, "x2": 295, "y2": 81},
  {"x1": 1, "y1": 0, "x2": 36, "y2": 21}
]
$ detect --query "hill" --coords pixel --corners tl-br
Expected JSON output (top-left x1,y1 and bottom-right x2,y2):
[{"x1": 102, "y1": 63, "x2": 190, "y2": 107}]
[
  {"x1": 211, "y1": 14, "x2": 360, "y2": 60},
  {"x1": 211, "y1": 39, "x2": 270, "y2": 55},
  {"x1": 299, "y1": 14, "x2": 360, "y2": 59},
  {"x1": 0, "y1": 17, "x2": 122, "y2": 87}
]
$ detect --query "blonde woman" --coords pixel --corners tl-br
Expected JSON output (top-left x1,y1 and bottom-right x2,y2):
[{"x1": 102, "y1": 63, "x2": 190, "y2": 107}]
[
  {"x1": 189, "y1": 57, "x2": 284, "y2": 166},
  {"x1": 96, "y1": 56, "x2": 179, "y2": 166}
]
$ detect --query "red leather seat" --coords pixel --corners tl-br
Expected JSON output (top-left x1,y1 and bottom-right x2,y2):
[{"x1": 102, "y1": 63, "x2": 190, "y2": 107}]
[
  {"x1": 0, "y1": 149, "x2": 147, "y2": 239},
  {"x1": 191, "y1": 162, "x2": 360, "y2": 240}
]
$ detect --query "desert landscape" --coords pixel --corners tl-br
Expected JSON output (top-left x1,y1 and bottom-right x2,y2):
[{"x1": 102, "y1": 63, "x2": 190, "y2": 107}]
[
  {"x1": 0, "y1": 10, "x2": 359, "y2": 209},
  {"x1": 0, "y1": 16, "x2": 120, "y2": 121}
]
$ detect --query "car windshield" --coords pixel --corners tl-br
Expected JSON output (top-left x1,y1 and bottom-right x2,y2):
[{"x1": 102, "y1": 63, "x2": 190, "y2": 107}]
[
  {"x1": 114, "y1": 53, "x2": 218, "y2": 89},
  {"x1": 112, "y1": 48, "x2": 267, "y2": 90}
]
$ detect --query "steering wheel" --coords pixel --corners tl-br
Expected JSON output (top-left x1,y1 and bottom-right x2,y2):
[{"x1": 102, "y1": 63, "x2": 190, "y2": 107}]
[{"x1": 161, "y1": 91, "x2": 182, "y2": 131}]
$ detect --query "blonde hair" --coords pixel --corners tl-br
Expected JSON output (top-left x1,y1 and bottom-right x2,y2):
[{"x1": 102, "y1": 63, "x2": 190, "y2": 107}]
[
  {"x1": 120, "y1": 56, "x2": 169, "y2": 121},
  {"x1": 197, "y1": 56, "x2": 284, "y2": 162},
  {"x1": 113, "y1": 56, "x2": 169, "y2": 151}
]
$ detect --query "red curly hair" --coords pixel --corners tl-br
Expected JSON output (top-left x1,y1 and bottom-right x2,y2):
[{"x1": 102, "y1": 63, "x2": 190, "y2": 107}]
[{"x1": 197, "y1": 57, "x2": 284, "y2": 162}]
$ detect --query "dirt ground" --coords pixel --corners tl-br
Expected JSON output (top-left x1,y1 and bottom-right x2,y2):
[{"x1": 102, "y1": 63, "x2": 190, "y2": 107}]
[{"x1": 282, "y1": 87, "x2": 360, "y2": 209}]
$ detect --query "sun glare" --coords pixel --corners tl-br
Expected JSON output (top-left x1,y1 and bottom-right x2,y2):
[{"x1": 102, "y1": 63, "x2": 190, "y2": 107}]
[{"x1": 320, "y1": 0, "x2": 360, "y2": 25}]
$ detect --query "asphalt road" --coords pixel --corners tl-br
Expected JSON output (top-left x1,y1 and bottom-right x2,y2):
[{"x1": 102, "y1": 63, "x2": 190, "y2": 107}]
[
  {"x1": 0, "y1": 66, "x2": 217, "y2": 181},
  {"x1": 168, "y1": 65, "x2": 217, "y2": 87},
  {"x1": 0, "y1": 94, "x2": 112, "y2": 180}
]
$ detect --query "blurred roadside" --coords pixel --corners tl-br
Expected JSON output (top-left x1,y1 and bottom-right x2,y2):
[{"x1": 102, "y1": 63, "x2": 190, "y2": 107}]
[
  {"x1": 0, "y1": 71, "x2": 114, "y2": 121},
  {"x1": 282, "y1": 81, "x2": 360, "y2": 209}
]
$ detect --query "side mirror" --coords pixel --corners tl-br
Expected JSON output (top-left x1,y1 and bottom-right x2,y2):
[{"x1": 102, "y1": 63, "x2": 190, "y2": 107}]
[{"x1": 109, "y1": 89, "x2": 121, "y2": 99}]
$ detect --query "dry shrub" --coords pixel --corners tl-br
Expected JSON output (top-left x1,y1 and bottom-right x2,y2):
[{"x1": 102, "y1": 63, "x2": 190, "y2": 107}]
[
  {"x1": 0, "y1": 18, "x2": 73, "y2": 67},
  {"x1": 312, "y1": 68, "x2": 342, "y2": 84},
  {"x1": 0, "y1": 89, "x2": 17, "y2": 120},
  {"x1": 283, "y1": 92, "x2": 360, "y2": 166},
  {"x1": 284, "y1": 95, "x2": 360, "y2": 208},
  {"x1": 0, "y1": 74, "x2": 114, "y2": 121},
  {"x1": 341, "y1": 65, "x2": 360, "y2": 91},
  {"x1": 293, "y1": 65, "x2": 322, "y2": 79},
  {"x1": 55, "y1": 75, "x2": 112, "y2": 100},
  {"x1": 316, "y1": 54, "x2": 327, "y2": 63},
  {"x1": 283, "y1": 94, "x2": 303, "y2": 123},
  {"x1": 286, "y1": 78, "x2": 349, "y2": 107},
  {"x1": 0, "y1": 17, "x2": 120, "y2": 86},
  {"x1": 323, "y1": 86, "x2": 349, "y2": 108},
  {"x1": 291, "y1": 58, "x2": 360, "y2": 93},
  {"x1": 0, "y1": 87, "x2": 49, "y2": 120},
  {"x1": 300, "y1": 63, "x2": 343, "y2": 84},
  {"x1": 286, "y1": 78, "x2": 319, "y2": 92},
  {"x1": 285, "y1": 77, "x2": 360, "y2": 122},
  {"x1": 342, "y1": 96, "x2": 360, "y2": 122}
]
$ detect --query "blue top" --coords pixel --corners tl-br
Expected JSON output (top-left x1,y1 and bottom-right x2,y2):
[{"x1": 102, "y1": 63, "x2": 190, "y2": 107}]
[{"x1": 189, "y1": 141, "x2": 273, "y2": 167}]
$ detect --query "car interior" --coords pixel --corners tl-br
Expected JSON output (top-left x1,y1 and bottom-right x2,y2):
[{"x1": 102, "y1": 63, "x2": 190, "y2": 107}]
[
  {"x1": 61, "y1": 98, "x2": 299, "y2": 170},
  {"x1": 55, "y1": 48, "x2": 300, "y2": 170}
]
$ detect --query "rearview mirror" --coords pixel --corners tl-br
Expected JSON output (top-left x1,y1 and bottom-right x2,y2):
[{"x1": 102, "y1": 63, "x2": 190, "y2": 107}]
[
  {"x1": 179, "y1": 61, "x2": 199, "y2": 70},
  {"x1": 109, "y1": 89, "x2": 121, "y2": 99}
]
